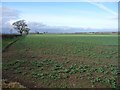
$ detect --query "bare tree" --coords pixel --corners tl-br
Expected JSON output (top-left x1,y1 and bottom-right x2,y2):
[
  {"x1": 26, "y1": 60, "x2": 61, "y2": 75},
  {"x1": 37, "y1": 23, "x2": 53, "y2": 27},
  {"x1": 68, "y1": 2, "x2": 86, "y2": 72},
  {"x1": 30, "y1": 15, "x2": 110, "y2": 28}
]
[{"x1": 12, "y1": 20, "x2": 30, "y2": 35}]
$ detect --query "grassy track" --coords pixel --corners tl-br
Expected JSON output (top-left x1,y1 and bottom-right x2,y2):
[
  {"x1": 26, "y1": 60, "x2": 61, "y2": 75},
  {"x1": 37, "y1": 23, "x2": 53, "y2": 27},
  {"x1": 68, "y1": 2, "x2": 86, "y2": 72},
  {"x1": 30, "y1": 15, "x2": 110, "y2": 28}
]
[{"x1": 2, "y1": 34, "x2": 119, "y2": 88}]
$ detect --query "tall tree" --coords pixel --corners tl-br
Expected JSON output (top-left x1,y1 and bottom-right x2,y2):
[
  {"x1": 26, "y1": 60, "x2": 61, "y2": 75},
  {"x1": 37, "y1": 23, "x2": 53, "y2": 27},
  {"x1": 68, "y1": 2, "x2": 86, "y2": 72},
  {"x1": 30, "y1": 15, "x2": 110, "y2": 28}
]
[{"x1": 12, "y1": 20, "x2": 30, "y2": 35}]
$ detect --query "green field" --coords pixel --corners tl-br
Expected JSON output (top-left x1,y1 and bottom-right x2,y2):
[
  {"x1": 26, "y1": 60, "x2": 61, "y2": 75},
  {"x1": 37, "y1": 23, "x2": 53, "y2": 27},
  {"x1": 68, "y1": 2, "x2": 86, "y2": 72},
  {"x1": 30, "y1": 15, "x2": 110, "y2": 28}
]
[
  {"x1": 2, "y1": 37, "x2": 19, "y2": 50},
  {"x1": 2, "y1": 34, "x2": 119, "y2": 88}
]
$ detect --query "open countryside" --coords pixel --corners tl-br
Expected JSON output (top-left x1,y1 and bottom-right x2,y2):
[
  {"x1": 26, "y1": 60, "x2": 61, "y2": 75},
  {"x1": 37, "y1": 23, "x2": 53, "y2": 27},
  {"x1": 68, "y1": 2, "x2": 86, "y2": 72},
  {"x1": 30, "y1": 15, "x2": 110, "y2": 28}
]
[
  {"x1": 2, "y1": 34, "x2": 119, "y2": 88},
  {"x1": 1, "y1": 1, "x2": 119, "y2": 89}
]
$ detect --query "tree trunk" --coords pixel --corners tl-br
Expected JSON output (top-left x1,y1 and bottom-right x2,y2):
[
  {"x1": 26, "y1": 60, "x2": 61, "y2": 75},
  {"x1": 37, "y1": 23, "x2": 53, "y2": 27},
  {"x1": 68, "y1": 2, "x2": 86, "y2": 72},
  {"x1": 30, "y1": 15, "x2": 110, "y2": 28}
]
[
  {"x1": 20, "y1": 31, "x2": 22, "y2": 36},
  {"x1": 26, "y1": 32, "x2": 29, "y2": 35}
]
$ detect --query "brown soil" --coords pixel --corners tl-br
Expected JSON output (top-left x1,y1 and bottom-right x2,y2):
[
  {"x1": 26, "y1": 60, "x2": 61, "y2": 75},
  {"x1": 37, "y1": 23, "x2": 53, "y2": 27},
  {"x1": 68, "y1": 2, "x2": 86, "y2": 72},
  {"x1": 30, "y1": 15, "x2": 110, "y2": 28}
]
[{"x1": 2, "y1": 44, "x2": 118, "y2": 88}]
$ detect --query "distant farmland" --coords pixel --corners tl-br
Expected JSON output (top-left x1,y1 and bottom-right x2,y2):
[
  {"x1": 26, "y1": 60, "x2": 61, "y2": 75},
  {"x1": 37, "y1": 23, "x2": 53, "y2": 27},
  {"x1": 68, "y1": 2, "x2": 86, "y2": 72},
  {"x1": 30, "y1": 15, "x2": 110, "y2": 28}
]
[{"x1": 2, "y1": 34, "x2": 119, "y2": 88}]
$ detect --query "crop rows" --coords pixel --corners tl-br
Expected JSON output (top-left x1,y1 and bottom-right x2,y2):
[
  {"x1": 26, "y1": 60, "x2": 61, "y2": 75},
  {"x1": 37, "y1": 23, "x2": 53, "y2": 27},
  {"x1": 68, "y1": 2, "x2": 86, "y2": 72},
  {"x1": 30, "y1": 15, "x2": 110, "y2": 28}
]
[
  {"x1": 3, "y1": 58, "x2": 119, "y2": 88},
  {"x1": 3, "y1": 34, "x2": 119, "y2": 88}
]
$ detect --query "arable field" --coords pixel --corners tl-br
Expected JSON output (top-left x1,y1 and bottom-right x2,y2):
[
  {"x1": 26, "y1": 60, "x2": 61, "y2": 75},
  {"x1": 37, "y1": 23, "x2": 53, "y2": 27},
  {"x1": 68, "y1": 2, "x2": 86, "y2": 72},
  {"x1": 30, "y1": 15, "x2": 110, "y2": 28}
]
[
  {"x1": 2, "y1": 34, "x2": 21, "y2": 50},
  {"x1": 2, "y1": 34, "x2": 119, "y2": 88}
]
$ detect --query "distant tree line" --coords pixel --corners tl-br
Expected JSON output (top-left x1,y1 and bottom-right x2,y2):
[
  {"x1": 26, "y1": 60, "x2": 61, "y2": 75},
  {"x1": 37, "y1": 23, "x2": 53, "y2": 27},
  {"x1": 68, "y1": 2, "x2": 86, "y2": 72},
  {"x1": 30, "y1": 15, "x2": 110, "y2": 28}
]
[{"x1": 34, "y1": 31, "x2": 48, "y2": 34}]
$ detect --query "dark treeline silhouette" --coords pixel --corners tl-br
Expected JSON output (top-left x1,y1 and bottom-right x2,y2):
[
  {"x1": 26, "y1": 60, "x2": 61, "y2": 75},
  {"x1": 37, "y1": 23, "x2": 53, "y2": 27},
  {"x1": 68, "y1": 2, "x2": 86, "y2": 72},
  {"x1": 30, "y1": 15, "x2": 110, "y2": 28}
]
[{"x1": 2, "y1": 34, "x2": 21, "y2": 39}]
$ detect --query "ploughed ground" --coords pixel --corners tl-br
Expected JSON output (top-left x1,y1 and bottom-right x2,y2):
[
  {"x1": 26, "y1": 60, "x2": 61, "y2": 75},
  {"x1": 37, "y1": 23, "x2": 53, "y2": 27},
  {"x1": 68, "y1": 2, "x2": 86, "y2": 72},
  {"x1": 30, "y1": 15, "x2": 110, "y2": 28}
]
[
  {"x1": 2, "y1": 35, "x2": 119, "y2": 88},
  {"x1": 2, "y1": 45, "x2": 119, "y2": 88}
]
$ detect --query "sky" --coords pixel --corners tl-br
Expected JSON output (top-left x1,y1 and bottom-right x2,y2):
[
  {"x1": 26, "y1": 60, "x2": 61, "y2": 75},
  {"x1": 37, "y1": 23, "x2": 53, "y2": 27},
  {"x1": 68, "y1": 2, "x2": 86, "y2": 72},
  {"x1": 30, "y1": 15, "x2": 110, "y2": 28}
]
[
  {"x1": 1, "y1": 1, "x2": 118, "y2": 33},
  {"x1": 1, "y1": 0, "x2": 120, "y2": 2}
]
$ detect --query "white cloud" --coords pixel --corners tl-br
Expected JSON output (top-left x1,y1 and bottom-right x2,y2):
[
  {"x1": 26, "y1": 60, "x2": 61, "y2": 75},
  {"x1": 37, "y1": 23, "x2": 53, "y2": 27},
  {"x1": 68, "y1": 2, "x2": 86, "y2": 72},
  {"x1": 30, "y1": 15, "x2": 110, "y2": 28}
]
[
  {"x1": 1, "y1": 7, "x2": 20, "y2": 21},
  {"x1": 20, "y1": 13, "x2": 117, "y2": 29},
  {"x1": 1, "y1": 7, "x2": 20, "y2": 33}
]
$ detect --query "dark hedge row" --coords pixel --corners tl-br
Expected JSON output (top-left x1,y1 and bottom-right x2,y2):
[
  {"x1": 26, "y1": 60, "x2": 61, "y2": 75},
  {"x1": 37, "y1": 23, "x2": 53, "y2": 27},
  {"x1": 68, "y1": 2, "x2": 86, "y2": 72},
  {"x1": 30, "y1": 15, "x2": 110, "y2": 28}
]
[{"x1": 2, "y1": 34, "x2": 21, "y2": 39}]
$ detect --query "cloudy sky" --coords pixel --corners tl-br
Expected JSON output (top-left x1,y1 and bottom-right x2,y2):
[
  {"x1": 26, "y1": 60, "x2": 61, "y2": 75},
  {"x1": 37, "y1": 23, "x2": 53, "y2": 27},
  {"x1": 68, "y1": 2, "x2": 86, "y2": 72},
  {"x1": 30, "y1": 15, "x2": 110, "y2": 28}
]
[{"x1": 1, "y1": 1, "x2": 118, "y2": 33}]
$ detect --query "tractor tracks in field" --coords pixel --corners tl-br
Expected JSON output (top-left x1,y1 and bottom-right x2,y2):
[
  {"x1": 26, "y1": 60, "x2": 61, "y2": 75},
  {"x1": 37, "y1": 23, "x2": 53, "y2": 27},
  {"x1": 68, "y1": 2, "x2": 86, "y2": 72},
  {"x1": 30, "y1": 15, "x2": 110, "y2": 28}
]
[{"x1": 2, "y1": 37, "x2": 22, "y2": 52}]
